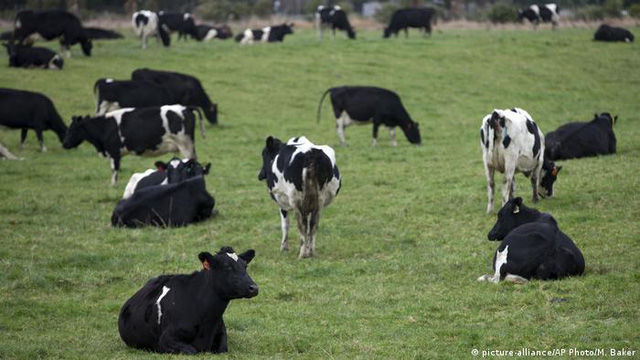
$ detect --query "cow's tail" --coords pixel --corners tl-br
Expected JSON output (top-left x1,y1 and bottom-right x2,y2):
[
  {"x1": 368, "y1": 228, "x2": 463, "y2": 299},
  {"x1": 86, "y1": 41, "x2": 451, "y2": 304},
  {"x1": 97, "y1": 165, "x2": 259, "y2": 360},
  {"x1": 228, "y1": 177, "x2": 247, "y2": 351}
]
[
  {"x1": 316, "y1": 88, "x2": 331, "y2": 123},
  {"x1": 302, "y1": 151, "x2": 324, "y2": 213},
  {"x1": 188, "y1": 106, "x2": 205, "y2": 139},
  {"x1": 93, "y1": 79, "x2": 104, "y2": 114}
]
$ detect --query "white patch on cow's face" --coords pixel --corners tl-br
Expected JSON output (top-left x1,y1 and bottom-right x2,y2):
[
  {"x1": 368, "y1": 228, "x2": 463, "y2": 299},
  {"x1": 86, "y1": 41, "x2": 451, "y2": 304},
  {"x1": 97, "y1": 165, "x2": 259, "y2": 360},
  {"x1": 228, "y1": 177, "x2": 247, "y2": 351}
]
[
  {"x1": 493, "y1": 245, "x2": 509, "y2": 282},
  {"x1": 169, "y1": 158, "x2": 182, "y2": 168},
  {"x1": 106, "y1": 78, "x2": 114, "y2": 83},
  {"x1": 155, "y1": 286, "x2": 171, "y2": 325},
  {"x1": 227, "y1": 253, "x2": 238, "y2": 262}
]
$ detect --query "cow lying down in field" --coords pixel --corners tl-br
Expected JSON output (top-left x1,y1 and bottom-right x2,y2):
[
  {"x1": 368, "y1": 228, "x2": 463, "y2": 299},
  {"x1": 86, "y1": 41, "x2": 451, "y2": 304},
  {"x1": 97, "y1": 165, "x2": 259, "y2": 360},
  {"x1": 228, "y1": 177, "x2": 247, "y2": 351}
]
[
  {"x1": 118, "y1": 247, "x2": 258, "y2": 354},
  {"x1": 123, "y1": 157, "x2": 211, "y2": 199},
  {"x1": 478, "y1": 198, "x2": 585, "y2": 284}
]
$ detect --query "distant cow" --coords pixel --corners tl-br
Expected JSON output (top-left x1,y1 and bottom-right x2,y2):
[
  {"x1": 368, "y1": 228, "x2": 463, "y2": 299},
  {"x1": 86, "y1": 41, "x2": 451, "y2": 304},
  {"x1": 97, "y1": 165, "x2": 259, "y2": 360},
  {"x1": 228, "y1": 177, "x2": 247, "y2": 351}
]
[
  {"x1": 118, "y1": 246, "x2": 258, "y2": 353},
  {"x1": 4, "y1": 42, "x2": 63, "y2": 70},
  {"x1": 14, "y1": 10, "x2": 92, "y2": 57},
  {"x1": 517, "y1": 4, "x2": 559, "y2": 30},
  {"x1": 258, "y1": 136, "x2": 341, "y2": 258},
  {"x1": 112, "y1": 175, "x2": 215, "y2": 227},
  {"x1": 131, "y1": 68, "x2": 218, "y2": 124},
  {"x1": 158, "y1": 11, "x2": 197, "y2": 41},
  {"x1": 478, "y1": 197, "x2": 585, "y2": 283},
  {"x1": 123, "y1": 157, "x2": 211, "y2": 199},
  {"x1": 63, "y1": 105, "x2": 204, "y2": 185},
  {"x1": 84, "y1": 27, "x2": 123, "y2": 40},
  {"x1": 0, "y1": 88, "x2": 67, "y2": 152},
  {"x1": 193, "y1": 24, "x2": 233, "y2": 41},
  {"x1": 316, "y1": 5, "x2": 356, "y2": 39},
  {"x1": 594, "y1": 25, "x2": 634, "y2": 43},
  {"x1": 383, "y1": 8, "x2": 435, "y2": 38},
  {"x1": 235, "y1": 23, "x2": 294, "y2": 44},
  {"x1": 545, "y1": 113, "x2": 617, "y2": 161},
  {"x1": 132, "y1": 10, "x2": 170, "y2": 49},
  {"x1": 480, "y1": 108, "x2": 558, "y2": 213},
  {"x1": 317, "y1": 86, "x2": 421, "y2": 146}
]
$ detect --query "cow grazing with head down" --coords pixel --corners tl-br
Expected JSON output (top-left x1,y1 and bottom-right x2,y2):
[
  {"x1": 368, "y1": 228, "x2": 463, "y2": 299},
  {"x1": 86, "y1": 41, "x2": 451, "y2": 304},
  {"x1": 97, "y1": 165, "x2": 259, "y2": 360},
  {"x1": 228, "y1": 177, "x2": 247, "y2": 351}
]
[
  {"x1": 517, "y1": 4, "x2": 559, "y2": 30},
  {"x1": 0, "y1": 88, "x2": 67, "y2": 152},
  {"x1": 235, "y1": 23, "x2": 294, "y2": 44},
  {"x1": 258, "y1": 136, "x2": 341, "y2": 258},
  {"x1": 316, "y1": 5, "x2": 356, "y2": 39},
  {"x1": 193, "y1": 24, "x2": 233, "y2": 41},
  {"x1": 594, "y1": 25, "x2": 634, "y2": 43},
  {"x1": 383, "y1": 8, "x2": 435, "y2": 38},
  {"x1": 480, "y1": 108, "x2": 559, "y2": 213},
  {"x1": 132, "y1": 10, "x2": 170, "y2": 49},
  {"x1": 317, "y1": 86, "x2": 421, "y2": 147},
  {"x1": 4, "y1": 42, "x2": 63, "y2": 70},
  {"x1": 158, "y1": 11, "x2": 197, "y2": 41},
  {"x1": 62, "y1": 105, "x2": 204, "y2": 185},
  {"x1": 13, "y1": 10, "x2": 92, "y2": 57},
  {"x1": 545, "y1": 113, "x2": 617, "y2": 161},
  {"x1": 478, "y1": 197, "x2": 585, "y2": 283},
  {"x1": 118, "y1": 246, "x2": 258, "y2": 353},
  {"x1": 123, "y1": 157, "x2": 211, "y2": 199},
  {"x1": 131, "y1": 68, "x2": 218, "y2": 124}
]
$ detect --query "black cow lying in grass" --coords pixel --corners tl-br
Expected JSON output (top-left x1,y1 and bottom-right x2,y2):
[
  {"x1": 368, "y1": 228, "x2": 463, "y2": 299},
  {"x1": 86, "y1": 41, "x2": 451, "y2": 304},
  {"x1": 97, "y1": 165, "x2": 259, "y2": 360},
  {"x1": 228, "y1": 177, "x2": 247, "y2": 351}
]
[
  {"x1": 0, "y1": 88, "x2": 67, "y2": 152},
  {"x1": 14, "y1": 10, "x2": 92, "y2": 57},
  {"x1": 594, "y1": 25, "x2": 634, "y2": 43},
  {"x1": 122, "y1": 157, "x2": 211, "y2": 199},
  {"x1": 478, "y1": 198, "x2": 585, "y2": 283},
  {"x1": 317, "y1": 86, "x2": 421, "y2": 146},
  {"x1": 383, "y1": 8, "x2": 435, "y2": 38},
  {"x1": 118, "y1": 247, "x2": 258, "y2": 353},
  {"x1": 4, "y1": 42, "x2": 63, "y2": 70},
  {"x1": 545, "y1": 113, "x2": 617, "y2": 161}
]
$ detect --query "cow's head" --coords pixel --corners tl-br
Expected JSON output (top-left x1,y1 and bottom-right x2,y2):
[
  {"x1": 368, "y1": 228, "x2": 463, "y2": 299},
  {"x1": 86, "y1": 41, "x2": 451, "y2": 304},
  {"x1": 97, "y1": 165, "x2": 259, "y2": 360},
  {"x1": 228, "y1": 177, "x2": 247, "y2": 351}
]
[
  {"x1": 596, "y1": 112, "x2": 617, "y2": 127},
  {"x1": 487, "y1": 197, "x2": 539, "y2": 240},
  {"x1": 155, "y1": 158, "x2": 211, "y2": 183},
  {"x1": 204, "y1": 103, "x2": 218, "y2": 124},
  {"x1": 80, "y1": 38, "x2": 92, "y2": 56},
  {"x1": 402, "y1": 122, "x2": 422, "y2": 145},
  {"x1": 383, "y1": 27, "x2": 393, "y2": 38},
  {"x1": 258, "y1": 136, "x2": 284, "y2": 181},
  {"x1": 198, "y1": 246, "x2": 258, "y2": 300},
  {"x1": 539, "y1": 160, "x2": 561, "y2": 198},
  {"x1": 62, "y1": 116, "x2": 89, "y2": 149}
]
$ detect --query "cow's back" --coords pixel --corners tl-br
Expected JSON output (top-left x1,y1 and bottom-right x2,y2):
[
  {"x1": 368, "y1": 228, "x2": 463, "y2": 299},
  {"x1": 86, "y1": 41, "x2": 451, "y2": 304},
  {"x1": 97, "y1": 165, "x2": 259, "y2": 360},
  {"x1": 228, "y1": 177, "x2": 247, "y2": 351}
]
[{"x1": 0, "y1": 89, "x2": 49, "y2": 128}]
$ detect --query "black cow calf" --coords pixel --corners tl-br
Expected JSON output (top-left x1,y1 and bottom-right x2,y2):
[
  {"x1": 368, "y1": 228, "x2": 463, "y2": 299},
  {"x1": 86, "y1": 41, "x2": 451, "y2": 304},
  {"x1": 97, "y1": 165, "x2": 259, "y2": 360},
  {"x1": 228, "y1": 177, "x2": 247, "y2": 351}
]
[
  {"x1": 317, "y1": 86, "x2": 421, "y2": 146},
  {"x1": 4, "y1": 42, "x2": 63, "y2": 70},
  {"x1": 123, "y1": 157, "x2": 211, "y2": 199},
  {"x1": 131, "y1": 68, "x2": 218, "y2": 124},
  {"x1": 545, "y1": 113, "x2": 617, "y2": 161},
  {"x1": 594, "y1": 25, "x2": 634, "y2": 43},
  {"x1": 0, "y1": 88, "x2": 67, "y2": 151},
  {"x1": 316, "y1": 5, "x2": 356, "y2": 39},
  {"x1": 14, "y1": 10, "x2": 92, "y2": 56},
  {"x1": 112, "y1": 175, "x2": 214, "y2": 227},
  {"x1": 478, "y1": 198, "x2": 585, "y2": 283},
  {"x1": 118, "y1": 247, "x2": 258, "y2": 353},
  {"x1": 236, "y1": 23, "x2": 294, "y2": 44},
  {"x1": 383, "y1": 8, "x2": 435, "y2": 38},
  {"x1": 158, "y1": 11, "x2": 197, "y2": 41}
]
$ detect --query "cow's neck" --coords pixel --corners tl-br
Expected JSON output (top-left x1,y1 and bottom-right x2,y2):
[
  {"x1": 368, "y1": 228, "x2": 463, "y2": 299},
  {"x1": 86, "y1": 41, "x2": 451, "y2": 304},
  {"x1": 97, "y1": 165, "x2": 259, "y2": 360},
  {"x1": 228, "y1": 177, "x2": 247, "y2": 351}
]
[
  {"x1": 82, "y1": 118, "x2": 110, "y2": 154},
  {"x1": 198, "y1": 271, "x2": 230, "y2": 318}
]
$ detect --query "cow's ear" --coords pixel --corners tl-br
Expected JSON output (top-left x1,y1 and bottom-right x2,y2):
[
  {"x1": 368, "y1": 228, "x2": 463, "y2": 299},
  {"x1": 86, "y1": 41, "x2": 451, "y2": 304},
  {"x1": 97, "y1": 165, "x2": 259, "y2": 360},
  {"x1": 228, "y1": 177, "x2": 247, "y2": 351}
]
[
  {"x1": 266, "y1": 136, "x2": 276, "y2": 149},
  {"x1": 512, "y1": 197, "x2": 523, "y2": 213},
  {"x1": 203, "y1": 163, "x2": 211, "y2": 175},
  {"x1": 613, "y1": 115, "x2": 618, "y2": 125},
  {"x1": 155, "y1": 161, "x2": 168, "y2": 171},
  {"x1": 555, "y1": 165, "x2": 562, "y2": 174},
  {"x1": 198, "y1": 252, "x2": 215, "y2": 270},
  {"x1": 238, "y1": 249, "x2": 255, "y2": 264}
]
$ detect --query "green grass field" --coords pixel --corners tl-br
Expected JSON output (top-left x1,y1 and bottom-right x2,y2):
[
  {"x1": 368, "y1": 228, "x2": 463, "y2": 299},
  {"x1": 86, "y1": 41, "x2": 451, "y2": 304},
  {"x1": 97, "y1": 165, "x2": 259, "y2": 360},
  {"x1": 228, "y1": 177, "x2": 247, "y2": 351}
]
[{"x1": 1, "y1": 27, "x2": 639, "y2": 359}]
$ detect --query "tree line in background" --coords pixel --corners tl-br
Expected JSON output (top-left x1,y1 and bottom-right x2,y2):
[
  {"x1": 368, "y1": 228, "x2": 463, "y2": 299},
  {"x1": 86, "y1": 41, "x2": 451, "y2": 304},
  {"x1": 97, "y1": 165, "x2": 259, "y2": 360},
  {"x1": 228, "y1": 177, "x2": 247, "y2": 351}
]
[{"x1": 0, "y1": 0, "x2": 638, "y2": 22}]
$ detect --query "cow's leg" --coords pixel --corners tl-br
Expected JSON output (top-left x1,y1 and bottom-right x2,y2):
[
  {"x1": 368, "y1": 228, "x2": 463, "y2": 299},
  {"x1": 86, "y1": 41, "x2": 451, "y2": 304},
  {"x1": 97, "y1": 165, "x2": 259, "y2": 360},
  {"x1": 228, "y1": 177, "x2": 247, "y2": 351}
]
[
  {"x1": 295, "y1": 210, "x2": 310, "y2": 259},
  {"x1": 371, "y1": 117, "x2": 381, "y2": 147},
  {"x1": 336, "y1": 113, "x2": 348, "y2": 147},
  {"x1": 109, "y1": 156, "x2": 120, "y2": 186},
  {"x1": 20, "y1": 129, "x2": 28, "y2": 150},
  {"x1": 159, "y1": 327, "x2": 198, "y2": 354},
  {"x1": 307, "y1": 209, "x2": 320, "y2": 257},
  {"x1": 141, "y1": 33, "x2": 147, "y2": 49},
  {"x1": 331, "y1": 27, "x2": 335, "y2": 40},
  {"x1": 483, "y1": 162, "x2": 495, "y2": 213},
  {"x1": 280, "y1": 209, "x2": 290, "y2": 252},
  {"x1": 389, "y1": 128, "x2": 398, "y2": 147},
  {"x1": 210, "y1": 319, "x2": 228, "y2": 354},
  {"x1": 530, "y1": 171, "x2": 540, "y2": 203},
  {"x1": 502, "y1": 165, "x2": 516, "y2": 206},
  {"x1": 404, "y1": 28, "x2": 409, "y2": 38},
  {"x1": 35, "y1": 129, "x2": 46, "y2": 152},
  {"x1": 504, "y1": 274, "x2": 529, "y2": 284}
]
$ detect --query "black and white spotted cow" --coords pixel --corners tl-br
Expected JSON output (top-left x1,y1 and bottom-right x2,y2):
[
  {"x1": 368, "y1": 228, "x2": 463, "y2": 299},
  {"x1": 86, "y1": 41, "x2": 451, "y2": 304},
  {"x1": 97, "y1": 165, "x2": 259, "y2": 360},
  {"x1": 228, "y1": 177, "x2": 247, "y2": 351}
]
[
  {"x1": 317, "y1": 86, "x2": 421, "y2": 146},
  {"x1": 193, "y1": 24, "x2": 233, "y2": 41},
  {"x1": 131, "y1": 68, "x2": 218, "y2": 125},
  {"x1": 235, "y1": 23, "x2": 294, "y2": 44},
  {"x1": 112, "y1": 175, "x2": 215, "y2": 227},
  {"x1": 0, "y1": 88, "x2": 67, "y2": 152},
  {"x1": 122, "y1": 157, "x2": 211, "y2": 199},
  {"x1": 13, "y1": 10, "x2": 92, "y2": 57},
  {"x1": 383, "y1": 8, "x2": 435, "y2": 38},
  {"x1": 94, "y1": 79, "x2": 174, "y2": 116},
  {"x1": 132, "y1": 10, "x2": 170, "y2": 49},
  {"x1": 478, "y1": 197, "x2": 585, "y2": 283},
  {"x1": 545, "y1": 113, "x2": 617, "y2": 161},
  {"x1": 258, "y1": 136, "x2": 341, "y2": 258},
  {"x1": 62, "y1": 105, "x2": 204, "y2": 185},
  {"x1": 594, "y1": 25, "x2": 634, "y2": 43},
  {"x1": 315, "y1": 5, "x2": 356, "y2": 40},
  {"x1": 4, "y1": 42, "x2": 63, "y2": 70},
  {"x1": 118, "y1": 246, "x2": 258, "y2": 353},
  {"x1": 158, "y1": 11, "x2": 197, "y2": 41},
  {"x1": 480, "y1": 108, "x2": 558, "y2": 213},
  {"x1": 517, "y1": 4, "x2": 560, "y2": 30}
]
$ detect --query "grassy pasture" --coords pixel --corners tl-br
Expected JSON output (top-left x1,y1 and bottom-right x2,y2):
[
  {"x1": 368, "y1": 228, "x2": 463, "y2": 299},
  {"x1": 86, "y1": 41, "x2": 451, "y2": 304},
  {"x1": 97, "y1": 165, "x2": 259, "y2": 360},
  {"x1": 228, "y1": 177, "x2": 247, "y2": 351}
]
[{"x1": 0, "y1": 27, "x2": 639, "y2": 359}]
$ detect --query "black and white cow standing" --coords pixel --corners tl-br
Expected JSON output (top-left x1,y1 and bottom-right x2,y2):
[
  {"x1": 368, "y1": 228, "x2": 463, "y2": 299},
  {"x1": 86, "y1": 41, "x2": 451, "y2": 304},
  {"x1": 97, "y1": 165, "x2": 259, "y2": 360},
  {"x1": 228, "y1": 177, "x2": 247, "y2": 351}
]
[
  {"x1": 122, "y1": 157, "x2": 211, "y2": 199},
  {"x1": 383, "y1": 8, "x2": 435, "y2": 38},
  {"x1": 193, "y1": 24, "x2": 233, "y2": 41},
  {"x1": 317, "y1": 86, "x2": 421, "y2": 146},
  {"x1": 0, "y1": 88, "x2": 67, "y2": 152},
  {"x1": 62, "y1": 105, "x2": 204, "y2": 185},
  {"x1": 517, "y1": 4, "x2": 560, "y2": 30},
  {"x1": 316, "y1": 5, "x2": 356, "y2": 40},
  {"x1": 480, "y1": 108, "x2": 558, "y2": 213},
  {"x1": 594, "y1": 25, "x2": 634, "y2": 43},
  {"x1": 545, "y1": 113, "x2": 617, "y2": 161},
  {"x1": 132, "y1": 10, "x2": 170, "y2": 49},
  {"x1": 118, "y1": 247, "x2": 258, "y2": 353},
  {"x1": 13, "y1": 10, "x2": 92, "y2": 57},
  {"x1": 235, "y1": 23, "x2": 294, "y2": 44},
  {"x1": 4, "y1": 42, "x2": 63, "y2": 70},
  {"x1": 158, "y1": 11, "x2": 197, "y2": 41},
  {"x1": 258, "y1": 136, "x2": 341, "y2": 258},
  {"x1": 478, "y1": 198, "x2": 585, "y2": 283}
]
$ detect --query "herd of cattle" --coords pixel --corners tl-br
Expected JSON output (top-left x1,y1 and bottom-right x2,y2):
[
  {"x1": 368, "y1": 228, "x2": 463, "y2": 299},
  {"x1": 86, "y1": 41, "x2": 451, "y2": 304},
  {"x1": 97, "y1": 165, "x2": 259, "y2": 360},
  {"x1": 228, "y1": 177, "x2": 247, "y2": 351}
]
[{"x1": 0, "y1": 5, "x2": 629, "y2": 355}]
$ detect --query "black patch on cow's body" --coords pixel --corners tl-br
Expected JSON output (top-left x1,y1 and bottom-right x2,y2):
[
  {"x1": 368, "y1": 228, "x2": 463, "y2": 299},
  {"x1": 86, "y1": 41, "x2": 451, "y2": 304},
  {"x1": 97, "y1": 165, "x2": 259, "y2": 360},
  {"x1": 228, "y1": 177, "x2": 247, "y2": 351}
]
[
  {"x1": 526, "y1": 120, "x2": 541, "y2": 158},
  {"x1": 166, "y1": 111, "x2": 183, "y2": 133},
  {"x1": 502, "y1": 135, "x2": 511, "y2": 148},
  {"x1": 499, "y1": 117, "x2": 506, "y2": 128},
  {"x1": 384, "y1": 8, "x2": 434, "y2": 38}
]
